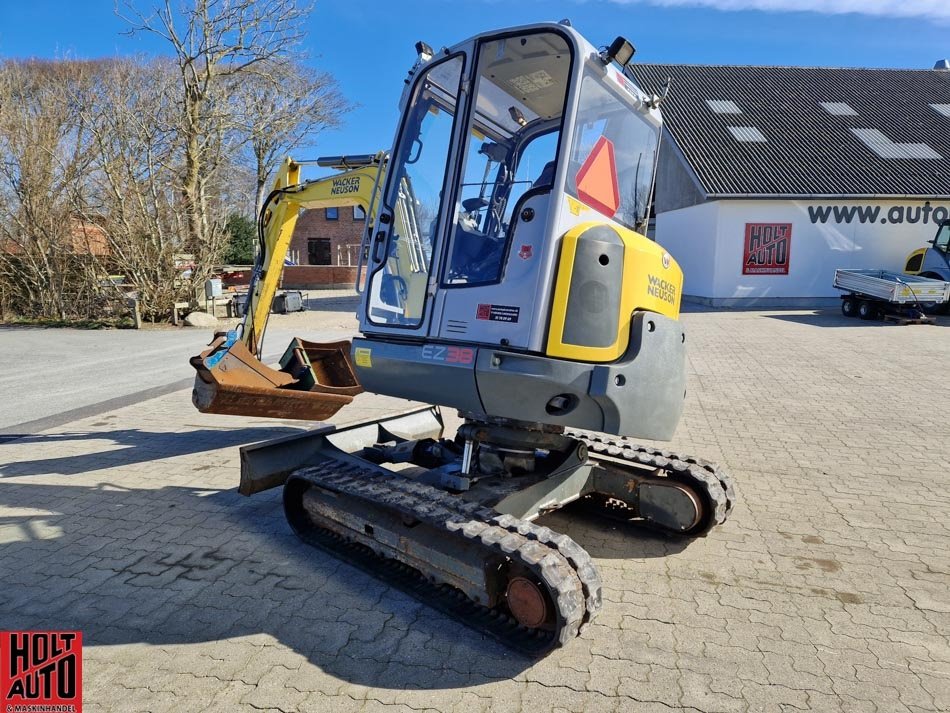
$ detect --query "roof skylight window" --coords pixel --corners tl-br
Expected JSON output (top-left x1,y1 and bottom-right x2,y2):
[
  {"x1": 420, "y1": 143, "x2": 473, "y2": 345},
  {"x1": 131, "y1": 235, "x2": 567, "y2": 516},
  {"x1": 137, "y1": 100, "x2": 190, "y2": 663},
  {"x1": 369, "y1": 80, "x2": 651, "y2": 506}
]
[
  {"x1": 706, "y1": 100, "x2": 742, "y2": 114},
  {"x1": 728, "y1": 126, "x2": 767, "y2": 143},
  {"x1": 820, "y1": 102, "x2": 858, "y2": 116},
  {"x1": 851, "y1": 128, "x2": 941, "y2": 160}
]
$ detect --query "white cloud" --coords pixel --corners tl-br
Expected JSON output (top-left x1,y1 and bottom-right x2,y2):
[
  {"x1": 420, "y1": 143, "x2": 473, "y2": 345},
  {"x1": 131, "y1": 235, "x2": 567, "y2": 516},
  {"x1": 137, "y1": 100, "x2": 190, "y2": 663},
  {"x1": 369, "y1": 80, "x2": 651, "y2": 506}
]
[{"x1": 613, "y1": 1, "x2": 950, "y2": 21}]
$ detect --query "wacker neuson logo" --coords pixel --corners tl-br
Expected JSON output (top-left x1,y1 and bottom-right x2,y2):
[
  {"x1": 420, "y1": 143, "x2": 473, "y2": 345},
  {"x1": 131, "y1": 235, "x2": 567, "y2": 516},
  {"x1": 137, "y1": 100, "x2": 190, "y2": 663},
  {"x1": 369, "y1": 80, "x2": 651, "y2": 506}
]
[
  {"x1": 647, "y1": 274, "x2": 677, "y2": 304},
  {"x1": 1, "y1": 632, "x2": 82, "y2": 713},
  {"x1": 329, "y1": 176, "x2": 360, "y2": 195}
]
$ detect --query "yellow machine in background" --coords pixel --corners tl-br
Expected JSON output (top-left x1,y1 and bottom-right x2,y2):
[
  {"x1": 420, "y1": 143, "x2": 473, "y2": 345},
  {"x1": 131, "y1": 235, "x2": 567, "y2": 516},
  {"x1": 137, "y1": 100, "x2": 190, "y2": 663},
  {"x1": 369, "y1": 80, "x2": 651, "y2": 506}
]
[
  {"x1": 903, "y1": 219, "x2": 950, "y2": 282},
  {"x1": 902, "y1": 220, "x2": 950, "y2": 314}
]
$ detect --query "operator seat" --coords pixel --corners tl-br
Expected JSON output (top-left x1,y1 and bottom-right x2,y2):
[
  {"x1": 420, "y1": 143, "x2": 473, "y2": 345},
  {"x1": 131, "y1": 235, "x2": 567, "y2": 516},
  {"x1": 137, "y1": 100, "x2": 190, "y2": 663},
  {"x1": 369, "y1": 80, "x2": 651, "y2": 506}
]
[{"x1": 532, "y1": 161, "x2": 556, "y2": 189}]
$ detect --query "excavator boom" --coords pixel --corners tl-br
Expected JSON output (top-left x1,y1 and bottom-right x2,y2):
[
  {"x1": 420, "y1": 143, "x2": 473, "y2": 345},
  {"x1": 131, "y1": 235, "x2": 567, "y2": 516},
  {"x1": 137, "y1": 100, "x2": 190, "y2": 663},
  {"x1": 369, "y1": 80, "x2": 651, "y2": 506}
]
[{"x1": 191, "y1": 153, "x2": 386, "y2": 420}]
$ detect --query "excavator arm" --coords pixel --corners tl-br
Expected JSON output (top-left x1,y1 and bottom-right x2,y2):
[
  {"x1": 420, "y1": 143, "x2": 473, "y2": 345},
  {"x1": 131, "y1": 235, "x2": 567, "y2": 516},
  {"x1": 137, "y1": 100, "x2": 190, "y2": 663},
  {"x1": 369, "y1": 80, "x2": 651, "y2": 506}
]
[
  {"x1": 190, "y1": 152, "x2": 386, "y2": 421},
  {"x1": 244, "y1": 153, "x2": 386, "y2": 354}
]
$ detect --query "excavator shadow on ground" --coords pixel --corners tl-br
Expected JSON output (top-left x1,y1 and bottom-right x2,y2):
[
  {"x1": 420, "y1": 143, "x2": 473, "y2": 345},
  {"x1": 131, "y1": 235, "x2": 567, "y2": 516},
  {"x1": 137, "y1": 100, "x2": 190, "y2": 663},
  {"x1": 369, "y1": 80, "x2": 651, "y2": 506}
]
[
  {"x1": 0, "y1": 426, "x2": 302, "y2": 478},
  {"x1": 0, "y1": 433, "x2": 690, "y2": 689}
]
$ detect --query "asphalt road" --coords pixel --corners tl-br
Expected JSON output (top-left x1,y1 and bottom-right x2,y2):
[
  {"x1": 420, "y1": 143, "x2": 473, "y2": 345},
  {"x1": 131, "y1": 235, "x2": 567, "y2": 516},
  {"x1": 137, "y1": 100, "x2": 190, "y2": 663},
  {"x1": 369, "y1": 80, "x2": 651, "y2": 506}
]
[{"x1": 0, "y1": 322, "x2": 353, "y2": 436}]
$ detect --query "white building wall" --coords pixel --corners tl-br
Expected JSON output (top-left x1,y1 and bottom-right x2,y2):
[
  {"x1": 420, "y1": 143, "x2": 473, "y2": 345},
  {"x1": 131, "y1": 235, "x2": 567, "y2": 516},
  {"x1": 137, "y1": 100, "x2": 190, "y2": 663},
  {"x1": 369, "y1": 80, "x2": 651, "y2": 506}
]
[
  {"x1": 653, "y1": 201, "x2": 720, "y2": 298},
  {"x1": 656, "y1": 198, "x2": 950, "y2": 305}
]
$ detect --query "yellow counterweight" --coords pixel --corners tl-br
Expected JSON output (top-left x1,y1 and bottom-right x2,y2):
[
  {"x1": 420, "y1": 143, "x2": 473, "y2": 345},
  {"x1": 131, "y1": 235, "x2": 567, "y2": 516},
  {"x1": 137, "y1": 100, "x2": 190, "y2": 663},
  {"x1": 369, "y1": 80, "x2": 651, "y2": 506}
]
[{"x1": 546, "y1": 221, "x2": 683, "y2": 363}]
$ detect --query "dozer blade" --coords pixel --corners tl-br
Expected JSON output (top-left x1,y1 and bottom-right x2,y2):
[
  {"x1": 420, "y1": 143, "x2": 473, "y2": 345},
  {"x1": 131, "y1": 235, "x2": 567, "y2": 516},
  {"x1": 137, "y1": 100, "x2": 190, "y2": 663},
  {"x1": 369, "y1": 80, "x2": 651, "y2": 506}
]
[
  {"x1": 190, "y1": 334, "x2": 363, "y2": 421},
  {"x1": 238, "y1": 406, "x2": 445, "y2": 495}
]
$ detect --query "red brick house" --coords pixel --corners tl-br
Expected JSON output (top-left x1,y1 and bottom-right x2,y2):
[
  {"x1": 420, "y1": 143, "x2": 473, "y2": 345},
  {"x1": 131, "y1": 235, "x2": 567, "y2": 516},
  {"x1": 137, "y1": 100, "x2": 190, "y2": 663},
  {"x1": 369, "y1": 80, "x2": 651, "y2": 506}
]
[
  {"x1": 283, "y1": 205, "x2": 367, "y2": 289},
  {"x1": 1, "y1": 217, "x2": 110, "y2": 257}
]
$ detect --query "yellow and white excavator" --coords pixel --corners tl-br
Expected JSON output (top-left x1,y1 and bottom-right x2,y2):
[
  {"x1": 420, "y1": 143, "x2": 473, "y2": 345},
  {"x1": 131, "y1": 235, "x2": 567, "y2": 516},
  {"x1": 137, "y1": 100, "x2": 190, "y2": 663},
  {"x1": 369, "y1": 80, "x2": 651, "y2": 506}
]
[
  {"x1": 904, "y1": 220, "x2": 950, "y2": 283},
  {"x1": 190, "y1": 22, "x2": 735, "y2": 655}
]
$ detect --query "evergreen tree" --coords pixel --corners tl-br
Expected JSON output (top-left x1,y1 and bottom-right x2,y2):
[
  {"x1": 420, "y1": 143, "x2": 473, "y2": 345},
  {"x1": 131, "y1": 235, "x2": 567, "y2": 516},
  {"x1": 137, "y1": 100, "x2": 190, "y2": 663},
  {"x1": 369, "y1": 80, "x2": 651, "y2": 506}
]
[{"x1": 223, "y1": 214, "x2": 256, "y2": 265}]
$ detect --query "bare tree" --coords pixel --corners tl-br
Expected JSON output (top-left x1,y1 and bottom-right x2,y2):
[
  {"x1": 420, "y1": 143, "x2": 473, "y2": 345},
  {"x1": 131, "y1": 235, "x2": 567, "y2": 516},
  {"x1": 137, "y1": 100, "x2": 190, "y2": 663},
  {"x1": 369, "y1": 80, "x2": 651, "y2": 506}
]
[
  {"x1": 0, "y1": 2, "x2": 343, "y2": 323},
  {"x1": 75, "y1": 58, "x2": 189, "y2": 319},
  {"x1": 120, "y1": 0, "x2": 315, "y2": 286},
  {"x1": 0, "y1": 59, "x2": 104, "y2": 320},
  {"x1": 230, "y1": 59, "x2": 347, "y2": 214}
]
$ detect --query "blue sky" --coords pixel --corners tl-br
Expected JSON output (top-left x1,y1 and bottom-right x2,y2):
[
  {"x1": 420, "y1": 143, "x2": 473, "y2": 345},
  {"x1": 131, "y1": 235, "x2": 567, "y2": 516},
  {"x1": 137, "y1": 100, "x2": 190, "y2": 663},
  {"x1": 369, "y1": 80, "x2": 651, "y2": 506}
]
[{"x1": 1, "y1": 0, "x2": 947, "y2": 160}]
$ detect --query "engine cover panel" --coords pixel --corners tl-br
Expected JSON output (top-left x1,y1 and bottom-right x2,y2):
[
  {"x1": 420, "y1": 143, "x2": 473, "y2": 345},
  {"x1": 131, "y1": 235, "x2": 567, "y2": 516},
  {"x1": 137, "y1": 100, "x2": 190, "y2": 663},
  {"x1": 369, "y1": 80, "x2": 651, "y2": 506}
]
[
  {"x1": 353, "y1": 311, "x2": 686, "y2": 441},
  {"x1": 477, "y1": 312, "x2": 685, "y2": 439}
]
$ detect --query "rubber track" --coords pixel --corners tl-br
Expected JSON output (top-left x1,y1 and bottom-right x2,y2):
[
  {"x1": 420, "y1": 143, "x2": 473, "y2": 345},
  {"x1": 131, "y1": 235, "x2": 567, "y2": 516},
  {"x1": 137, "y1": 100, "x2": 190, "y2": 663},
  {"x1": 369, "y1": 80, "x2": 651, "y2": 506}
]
[
  {"x1": 285, "y1": 460, "x2": 602, "y2": 656},
  {"x1": 567, "y1": 430, "x2": 736, "y2": 536}
]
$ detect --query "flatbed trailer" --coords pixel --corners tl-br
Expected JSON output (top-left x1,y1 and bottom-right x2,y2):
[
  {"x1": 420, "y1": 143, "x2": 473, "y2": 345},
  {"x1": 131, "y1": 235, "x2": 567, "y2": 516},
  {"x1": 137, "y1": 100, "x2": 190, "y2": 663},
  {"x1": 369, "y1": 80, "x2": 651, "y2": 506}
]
[{"x1": 833, "y1": 269, "x2": 950, "y2": 321}]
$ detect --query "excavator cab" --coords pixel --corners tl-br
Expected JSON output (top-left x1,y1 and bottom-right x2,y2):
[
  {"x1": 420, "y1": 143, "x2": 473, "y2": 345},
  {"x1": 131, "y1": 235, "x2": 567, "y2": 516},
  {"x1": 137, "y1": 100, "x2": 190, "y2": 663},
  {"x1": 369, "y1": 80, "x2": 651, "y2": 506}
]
[{"x1": 352, "y1": 24, "x2": 684, "y2": 439}]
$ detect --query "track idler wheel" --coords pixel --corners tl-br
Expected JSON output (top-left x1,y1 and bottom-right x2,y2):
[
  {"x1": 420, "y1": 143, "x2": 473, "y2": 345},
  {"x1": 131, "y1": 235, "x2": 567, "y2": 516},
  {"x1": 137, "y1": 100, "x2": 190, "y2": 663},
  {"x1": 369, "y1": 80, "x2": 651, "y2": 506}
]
[
  {"x1": 638, "y1": 480, "x2": 704, "y2": 533},
  {"x1": 506, "y1": 576, "x2": 553, "y2": 629}
]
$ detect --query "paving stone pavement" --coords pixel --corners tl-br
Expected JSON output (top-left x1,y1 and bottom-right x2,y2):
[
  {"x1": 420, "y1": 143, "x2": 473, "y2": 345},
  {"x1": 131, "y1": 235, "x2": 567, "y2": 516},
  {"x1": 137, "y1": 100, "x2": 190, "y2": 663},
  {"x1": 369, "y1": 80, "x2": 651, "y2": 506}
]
[{"x1": 1, "y1": 309, "x2": 948, "y2": 712}]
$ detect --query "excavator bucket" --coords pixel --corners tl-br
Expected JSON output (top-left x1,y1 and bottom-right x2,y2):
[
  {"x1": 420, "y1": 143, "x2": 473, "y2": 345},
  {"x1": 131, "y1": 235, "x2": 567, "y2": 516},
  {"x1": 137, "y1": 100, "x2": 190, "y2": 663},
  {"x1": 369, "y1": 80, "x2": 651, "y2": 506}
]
[{"x1": 190, "y1": 334, "x2": 364, "y2": 421}]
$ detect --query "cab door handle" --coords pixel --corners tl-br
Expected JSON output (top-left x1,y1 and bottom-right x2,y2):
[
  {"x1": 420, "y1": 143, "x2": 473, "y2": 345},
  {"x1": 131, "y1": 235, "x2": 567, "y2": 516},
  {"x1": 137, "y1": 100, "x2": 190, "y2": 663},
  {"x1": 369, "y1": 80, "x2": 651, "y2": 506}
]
[{"x1": 372, "y1": 231, "x2": 387, "y2": 263}]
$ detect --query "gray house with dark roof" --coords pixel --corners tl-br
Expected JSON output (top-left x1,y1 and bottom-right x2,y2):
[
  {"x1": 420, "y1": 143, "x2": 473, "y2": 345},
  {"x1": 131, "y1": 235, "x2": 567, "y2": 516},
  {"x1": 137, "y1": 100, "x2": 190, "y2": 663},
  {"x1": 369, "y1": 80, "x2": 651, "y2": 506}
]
[{"x1": 629, "y1": 63, "x2": 950, "y2": 305}]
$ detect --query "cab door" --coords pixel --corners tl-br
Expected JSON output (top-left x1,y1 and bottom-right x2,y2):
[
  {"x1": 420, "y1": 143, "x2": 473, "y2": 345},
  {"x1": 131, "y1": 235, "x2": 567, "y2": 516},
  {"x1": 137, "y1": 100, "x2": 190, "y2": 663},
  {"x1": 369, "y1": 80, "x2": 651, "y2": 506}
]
[
  {"x1": 429, "y1": 30, "x2": 574, "y2": 351},
  {"x1": 360, "y1": 54, "x2": 466, "y2": 337}
]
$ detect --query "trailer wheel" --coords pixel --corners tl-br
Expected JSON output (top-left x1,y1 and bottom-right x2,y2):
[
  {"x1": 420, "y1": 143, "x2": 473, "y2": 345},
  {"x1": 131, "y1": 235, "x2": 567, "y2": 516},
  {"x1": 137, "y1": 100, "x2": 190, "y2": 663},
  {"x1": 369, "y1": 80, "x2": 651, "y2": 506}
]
[
  {"x1": 841, "y1": 297, "x2": 858, "y2": 318},
  {"x1": 857, "y1": 301, "x2": 878, "y2": 320}
]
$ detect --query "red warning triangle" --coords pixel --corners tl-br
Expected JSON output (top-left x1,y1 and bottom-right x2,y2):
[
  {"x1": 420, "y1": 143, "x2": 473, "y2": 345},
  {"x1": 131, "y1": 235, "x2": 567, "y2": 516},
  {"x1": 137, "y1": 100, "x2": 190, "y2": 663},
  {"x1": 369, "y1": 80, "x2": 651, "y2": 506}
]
[{"x1": 575, "y1": 136, "x2": 620, "y2": 218}]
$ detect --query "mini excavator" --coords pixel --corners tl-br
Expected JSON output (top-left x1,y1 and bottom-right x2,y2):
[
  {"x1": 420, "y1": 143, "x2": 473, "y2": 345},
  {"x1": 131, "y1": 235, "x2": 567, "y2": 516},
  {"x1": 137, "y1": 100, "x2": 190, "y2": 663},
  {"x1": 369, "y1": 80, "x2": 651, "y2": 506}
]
[{"x1": 191, "y1": 22, "x2": 735, "y2": 655}]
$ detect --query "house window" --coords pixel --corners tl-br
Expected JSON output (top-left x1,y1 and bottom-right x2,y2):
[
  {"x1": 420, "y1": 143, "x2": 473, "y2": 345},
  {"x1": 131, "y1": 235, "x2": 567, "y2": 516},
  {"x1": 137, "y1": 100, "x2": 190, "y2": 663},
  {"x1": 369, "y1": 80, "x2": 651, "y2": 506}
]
[
  {"x1": 308, "y1": 238, "x2": 332, "y2": 265},
  {"x1": 325, "y1": 207, "x2": 338, "y2": 220},
  {"x1": 353, "y1": 205, "x2": 366, "y2": 221}
]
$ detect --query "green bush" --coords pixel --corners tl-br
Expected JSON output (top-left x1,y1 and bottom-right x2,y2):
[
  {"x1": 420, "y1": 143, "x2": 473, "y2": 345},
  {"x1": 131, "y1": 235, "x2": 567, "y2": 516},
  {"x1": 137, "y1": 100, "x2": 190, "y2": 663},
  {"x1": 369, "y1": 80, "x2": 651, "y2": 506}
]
[{"x1": 223, "y1": 214, "x2": 256, "y2": 265}]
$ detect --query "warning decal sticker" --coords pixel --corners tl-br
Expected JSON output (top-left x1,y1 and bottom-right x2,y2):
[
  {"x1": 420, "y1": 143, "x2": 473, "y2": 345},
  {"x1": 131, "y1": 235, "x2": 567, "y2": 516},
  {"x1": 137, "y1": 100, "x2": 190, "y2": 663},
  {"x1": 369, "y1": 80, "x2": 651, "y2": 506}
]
[
  {"x1": 354, "y1": 347, "x2": 372, "y2": 367},
  {"x1": 575, "y1": 136, "x2": 620, "y2": 218}
]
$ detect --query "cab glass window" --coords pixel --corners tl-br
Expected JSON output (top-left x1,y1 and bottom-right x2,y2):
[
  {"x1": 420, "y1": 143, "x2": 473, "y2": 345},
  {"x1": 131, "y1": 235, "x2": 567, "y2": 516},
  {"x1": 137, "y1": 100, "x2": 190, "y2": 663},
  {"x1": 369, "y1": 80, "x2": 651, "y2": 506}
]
[
  {"x1": 367, "y1": 55, "x2": 463, "y2": 325},
  {"x1": 935, "y1": 223, "x2": 950, "y2": 253},
  {"x1": 445, "y1": 32, "x2": 571, "y2": 286},
  {"x1": 567, "y1": 69, "x2": 661, "y2": 232}
]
